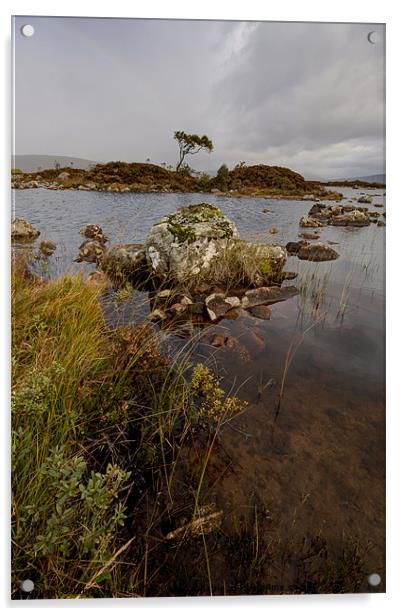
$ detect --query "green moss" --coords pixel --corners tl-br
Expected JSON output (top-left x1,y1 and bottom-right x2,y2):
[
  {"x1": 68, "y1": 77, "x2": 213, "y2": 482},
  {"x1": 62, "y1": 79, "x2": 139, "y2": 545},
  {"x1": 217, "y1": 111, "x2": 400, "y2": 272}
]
[
  {"x1": 167, "y1": 222, "x2": 196, "y2": 244},
  {"x1": 259, "y1": 258, "x2": 272, "y2": 275}
]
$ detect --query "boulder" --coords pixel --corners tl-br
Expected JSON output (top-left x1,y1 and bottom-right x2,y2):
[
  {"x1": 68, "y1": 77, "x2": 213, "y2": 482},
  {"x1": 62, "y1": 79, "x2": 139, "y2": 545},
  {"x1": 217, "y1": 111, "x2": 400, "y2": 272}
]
[
  {"x1": 205, "y1": 293, "x2": 241, "y2": 321},
  {"x1": 80, "y1": 224, "x2": 108, "y2": 243},
  {"x1": 101, "y1": 243, "x2": 148, "y2": 279},
  {"x1": 11, "y1": 218, "x2": 40, "y2": 242},
  {"x1": 299, "y1": 215, "x2": 323, "y2": 228},
  {"x1": 75, "y1": 239, "x2": 107, "y2": 264},
  {"x1": 307, "y1": 203, "x2": 343, "y2": 221},
  {"x1": 357, "y1": 195, "x2": 373, "y2": 204},
  {"x1": 374, "y1": 203, "x2": 384, "y2": 208},
  {"x1": 39, "y1": 240, "x2": 56, "y2": 256},
  {"x1": 286, "y1": 240, "x2": 308, "y2": 255},
  {"x1": 342, "y1": 205, "x2": 368, "y2": 213},
  {"x1": 241, "y1": 285, "x2": 299, "y2": 308},
  {"x1": 377, "y1": 220, "x2": 385, "y2": 227},
  {"x1": 269, "y1": 227, "x2": 279, "y2": 234},
  {"x1": 240, "y1": 242, "x2": 287, "y2": 286},
  {"x1": 297, "y1": 242, "x2": 339, "y2": 262},
  {"x1": 329, "y1": 210, "x2": 370, "y2": 227},
  {"x1": 145, "y1": 203, "x2": 239, "y2": 283},
  {"x1": 58, "y1": 171, "x2": 70, "y2": 180}
]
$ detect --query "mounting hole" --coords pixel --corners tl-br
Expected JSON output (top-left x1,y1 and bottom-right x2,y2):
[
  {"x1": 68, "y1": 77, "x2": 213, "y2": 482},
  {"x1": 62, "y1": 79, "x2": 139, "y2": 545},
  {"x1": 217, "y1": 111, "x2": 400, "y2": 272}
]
[
  {"x1": 367, "y1": 31, "x2": 379, "y2": 45},
  {"x1": 21, "y1": 24, "x2": 35, "y2": 38},
  {"x1": 20, "y1": 579, "x2": 34, "y2": 593},
  {"x1": 368, "y1": 573, "x2": 381, "y2": 586}
]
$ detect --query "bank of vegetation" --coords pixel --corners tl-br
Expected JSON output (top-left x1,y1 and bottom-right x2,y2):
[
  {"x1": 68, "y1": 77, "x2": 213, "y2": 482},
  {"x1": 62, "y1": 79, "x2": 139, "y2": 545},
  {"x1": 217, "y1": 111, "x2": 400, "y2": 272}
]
[
  {"x1": 11, "y1": 254, "x2": 374, "y2": 598},
  {"x1": 11, "y1": 161, "x2": 344, "y2": 200}
]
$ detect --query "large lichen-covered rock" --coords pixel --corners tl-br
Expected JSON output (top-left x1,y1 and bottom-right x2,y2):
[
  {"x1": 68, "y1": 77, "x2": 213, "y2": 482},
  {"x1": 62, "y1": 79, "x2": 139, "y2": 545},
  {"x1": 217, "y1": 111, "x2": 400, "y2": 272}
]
[
  {"x1": 11, "y1": 218, "x2": 40, "y2": 242},
  {"x1": 145, "y1": 203, "x2": 239, "y2": 282}
]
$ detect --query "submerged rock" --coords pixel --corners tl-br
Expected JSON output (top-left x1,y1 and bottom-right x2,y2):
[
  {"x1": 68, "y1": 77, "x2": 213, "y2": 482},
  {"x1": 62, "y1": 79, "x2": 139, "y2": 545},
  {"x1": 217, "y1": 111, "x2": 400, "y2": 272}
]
[
  {"x1": 208, "y1": 333, "x2": 238, "y2": 349},
  {"x1": 247, "y1": 305, "x2": 272, "y2": 320},
  {"x1": 145, "y1": 203, "x2": 239, "y2": 283},
  {"x1": 11, "y1": 218, "x2": 40, "y2": 242},
  {"x1": 241, "y1": 285, "x2": 299, "y2": 308},
  {"x1": 39, "y1": 240, "x2": 56, "y2": 256},
  {"x1": 299, "y1": 232, "x2": 320, "y2": 240},
  {"x1": 297, "y1": 242, "x2": 339, "y2": 262},
  {"x1": 374, "y1": 203, "x2": 384, "y2": 208}
]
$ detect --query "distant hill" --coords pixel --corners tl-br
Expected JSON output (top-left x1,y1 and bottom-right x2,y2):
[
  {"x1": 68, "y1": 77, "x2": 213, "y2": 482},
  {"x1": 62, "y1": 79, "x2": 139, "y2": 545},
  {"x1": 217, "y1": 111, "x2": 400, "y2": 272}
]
[
  {"x1": 333, "y1": 173, "x2": 386, "y2": 184},
  {"x1": 352, "y1": 174, "x2": 386, "y2": 184},
  {"x1": 12, "y1": 155, "x2": 99, "y2": 172}
]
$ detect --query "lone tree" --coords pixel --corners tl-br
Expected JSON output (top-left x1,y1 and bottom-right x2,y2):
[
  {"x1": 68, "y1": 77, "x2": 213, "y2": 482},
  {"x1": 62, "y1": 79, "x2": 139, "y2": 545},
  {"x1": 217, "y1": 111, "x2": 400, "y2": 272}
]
[{"x1": 174, "y1": 131, "x2": 213, "y2": 171}]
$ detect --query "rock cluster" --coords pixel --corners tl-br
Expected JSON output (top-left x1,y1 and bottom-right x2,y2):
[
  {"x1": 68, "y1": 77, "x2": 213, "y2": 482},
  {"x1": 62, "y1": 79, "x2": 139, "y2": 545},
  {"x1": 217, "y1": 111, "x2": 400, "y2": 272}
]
[{"x1": 300, "y1": 203, "x2": 371, "y2": 228}]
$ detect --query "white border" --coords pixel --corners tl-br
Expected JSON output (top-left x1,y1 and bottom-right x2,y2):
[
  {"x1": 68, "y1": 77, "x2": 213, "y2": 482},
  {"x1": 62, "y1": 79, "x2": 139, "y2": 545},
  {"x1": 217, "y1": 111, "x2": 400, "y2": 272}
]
[{"x1": 1, "y1": 1, "x2": 401, "y2": 614}]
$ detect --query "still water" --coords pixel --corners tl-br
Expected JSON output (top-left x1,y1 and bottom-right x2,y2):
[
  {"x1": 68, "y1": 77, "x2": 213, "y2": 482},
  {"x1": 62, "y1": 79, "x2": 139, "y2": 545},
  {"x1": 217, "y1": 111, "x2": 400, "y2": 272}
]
[{"x1": 13, "y1": 186, "x2": 386, "y2": 582}]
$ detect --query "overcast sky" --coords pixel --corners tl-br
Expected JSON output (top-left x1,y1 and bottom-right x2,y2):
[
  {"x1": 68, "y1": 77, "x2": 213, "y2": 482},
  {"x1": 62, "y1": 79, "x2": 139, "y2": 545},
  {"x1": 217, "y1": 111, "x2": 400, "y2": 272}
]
[{"x1": 13, "y1": 17, "x2": 385, "y2": 179}]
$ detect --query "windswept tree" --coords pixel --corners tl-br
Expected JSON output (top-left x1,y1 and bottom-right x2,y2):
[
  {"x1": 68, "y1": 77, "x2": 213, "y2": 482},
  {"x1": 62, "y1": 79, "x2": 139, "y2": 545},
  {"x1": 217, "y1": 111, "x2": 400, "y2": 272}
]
[{"x1": 174, "y1": 131, "x2": 213, "y2": 171}]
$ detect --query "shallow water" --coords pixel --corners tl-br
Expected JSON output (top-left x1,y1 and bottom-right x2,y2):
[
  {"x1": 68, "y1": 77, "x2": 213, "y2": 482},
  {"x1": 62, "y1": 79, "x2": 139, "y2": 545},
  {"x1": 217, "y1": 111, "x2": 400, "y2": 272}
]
[{"x1": 13, "y1": 186, "x2": 386, "y2": 585}]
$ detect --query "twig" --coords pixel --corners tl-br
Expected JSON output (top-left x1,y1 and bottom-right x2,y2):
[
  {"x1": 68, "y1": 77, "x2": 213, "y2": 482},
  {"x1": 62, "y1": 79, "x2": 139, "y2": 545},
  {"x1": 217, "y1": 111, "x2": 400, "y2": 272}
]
[{"x1": 75, "y1": 536, "x2": 135, "y2": 598}]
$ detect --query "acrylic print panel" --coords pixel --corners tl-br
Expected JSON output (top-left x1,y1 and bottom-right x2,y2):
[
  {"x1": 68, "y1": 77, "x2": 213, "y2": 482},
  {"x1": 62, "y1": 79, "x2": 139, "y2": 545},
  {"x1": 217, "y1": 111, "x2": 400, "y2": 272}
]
[{"x1": 11, "y1": 16, "x2": 385, "y2": 599}]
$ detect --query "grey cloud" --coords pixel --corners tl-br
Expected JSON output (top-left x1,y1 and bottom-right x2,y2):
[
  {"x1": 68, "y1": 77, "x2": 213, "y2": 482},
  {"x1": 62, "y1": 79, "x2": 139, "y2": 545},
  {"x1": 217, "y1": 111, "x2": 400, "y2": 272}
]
[{"x1": 14, "y1": 17, "x2": 384, "y2": 179}]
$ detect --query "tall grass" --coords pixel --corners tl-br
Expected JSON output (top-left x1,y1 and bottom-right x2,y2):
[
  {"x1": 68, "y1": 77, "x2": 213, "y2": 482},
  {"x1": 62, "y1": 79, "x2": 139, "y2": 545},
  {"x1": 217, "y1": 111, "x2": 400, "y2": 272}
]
[{"x1": 11, "y1": 255, "x2": 248, "y2": 598}]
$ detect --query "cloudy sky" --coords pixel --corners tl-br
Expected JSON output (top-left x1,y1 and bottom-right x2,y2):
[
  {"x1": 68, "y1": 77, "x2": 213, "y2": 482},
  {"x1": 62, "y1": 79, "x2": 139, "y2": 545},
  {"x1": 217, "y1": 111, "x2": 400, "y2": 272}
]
[{"x1": 13, "y1": 17, "x2": 385, "y2": 179}]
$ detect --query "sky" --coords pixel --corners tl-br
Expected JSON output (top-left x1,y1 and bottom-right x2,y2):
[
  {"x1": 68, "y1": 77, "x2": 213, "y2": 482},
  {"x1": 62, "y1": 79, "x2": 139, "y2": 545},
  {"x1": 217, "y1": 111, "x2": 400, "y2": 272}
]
[{"x1": 13, "y1": 17, "x2": 385, "y2": 179}]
